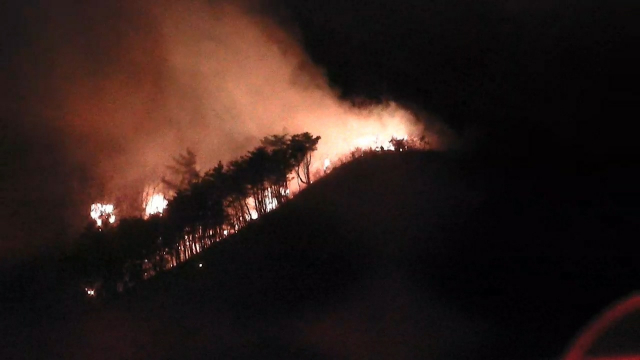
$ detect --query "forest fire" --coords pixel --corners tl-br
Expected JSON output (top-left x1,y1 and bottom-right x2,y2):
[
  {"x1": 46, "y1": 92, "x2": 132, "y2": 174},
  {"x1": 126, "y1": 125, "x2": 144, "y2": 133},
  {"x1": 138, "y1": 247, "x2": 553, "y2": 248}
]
[
  {"x1": 90, "y1": 203, "x2": 115, "y2": 227},
  {"x1": 78, "y1": 131, "x2": 432, "y2": 297},
  {"x1": 70, "y1": 0, "x2": 443, "y2": 295},
  {"x1": 144, "y1": 193, "x2": 168, "y2": 218},
  {"x1": 90, "y1": 131, "x2": 425, "y2": 224},
  {"x1": 59, "y1": 0, "x2": 448, "y2": 238}
]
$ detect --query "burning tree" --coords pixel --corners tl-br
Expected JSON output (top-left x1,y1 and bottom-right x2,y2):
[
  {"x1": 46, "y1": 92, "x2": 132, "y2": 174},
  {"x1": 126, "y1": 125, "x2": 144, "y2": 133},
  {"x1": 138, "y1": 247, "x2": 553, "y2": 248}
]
[{"x1": 142, "y1": 184, "x2": 168, "y2": 218}]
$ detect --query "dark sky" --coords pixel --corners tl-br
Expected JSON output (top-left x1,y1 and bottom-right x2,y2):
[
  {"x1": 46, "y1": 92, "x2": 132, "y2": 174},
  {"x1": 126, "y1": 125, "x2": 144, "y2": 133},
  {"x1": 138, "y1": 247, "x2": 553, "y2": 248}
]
[
  {"x1": 0, "y1": 0, "x2": 637, "y2": 262},
  {"x1": 281, "y1": 0, "x2": 637, "y2": 153}
]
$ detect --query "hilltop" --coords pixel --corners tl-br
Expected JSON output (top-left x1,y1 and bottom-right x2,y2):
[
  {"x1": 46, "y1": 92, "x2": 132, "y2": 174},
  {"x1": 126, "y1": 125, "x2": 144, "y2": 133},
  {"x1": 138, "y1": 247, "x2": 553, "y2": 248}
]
[{"x1": 4, "y1": 150, "x2": 639, "y2": 360}]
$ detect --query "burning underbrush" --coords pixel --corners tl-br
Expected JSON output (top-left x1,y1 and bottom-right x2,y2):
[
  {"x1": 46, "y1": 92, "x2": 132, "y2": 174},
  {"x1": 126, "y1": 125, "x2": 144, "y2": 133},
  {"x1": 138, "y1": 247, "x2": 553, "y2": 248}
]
[
  {"x1": 89, "y1": 203, "x2": 116, "y2": 228},
  {"x1": 73, "y1": 132, "x2": 430, "y2": 297}
]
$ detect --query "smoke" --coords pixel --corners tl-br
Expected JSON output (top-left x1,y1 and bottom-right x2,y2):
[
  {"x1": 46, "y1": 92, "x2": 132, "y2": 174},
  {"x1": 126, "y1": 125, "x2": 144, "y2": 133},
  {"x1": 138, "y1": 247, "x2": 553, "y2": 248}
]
[{"x1": 1, "y1": 0, "x2": 453, "y2": 259}]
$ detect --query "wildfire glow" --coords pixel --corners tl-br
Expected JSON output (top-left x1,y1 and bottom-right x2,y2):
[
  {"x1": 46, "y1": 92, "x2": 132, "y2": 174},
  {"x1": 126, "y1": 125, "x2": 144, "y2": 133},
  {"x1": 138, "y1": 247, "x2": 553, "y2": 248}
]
[
  {"x1": 352, "y1": 134, "x2": 407, "y2": 152},
  {"x1": 90, "y1": 203, "x2": 115, "y2": 227},
  {"x1": 144, "y1": 193, "x2": 168, "y2": 218},
  {"x1": 323, "y1": 158, "x2": 331, "y2": 172},
  {"x1": 310, "y1": 104, "x2": 420, "y2": 168}
]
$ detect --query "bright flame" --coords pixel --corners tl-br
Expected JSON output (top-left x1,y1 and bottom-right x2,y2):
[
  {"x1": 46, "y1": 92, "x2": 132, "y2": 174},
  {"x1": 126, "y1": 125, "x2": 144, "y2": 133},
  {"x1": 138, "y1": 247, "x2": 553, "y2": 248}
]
[
  {"x1": 85, "y1": 288, "x2": 96, "y2": 297},
  {"x1": 144, "y1": 193, "x2": 168, "y2": 218},
  {"x1": 354, "y1": 135, "x2": 379, "y2": 149},
  {"x1": 347, "y1": 133, "x2": 407, "y2": 154},
  {"x1": 323, "y1": 158, "x2": 331, "y2": 172},
  {"x1": 90, "y1": 203, "x2": 115, "y2": 227}
]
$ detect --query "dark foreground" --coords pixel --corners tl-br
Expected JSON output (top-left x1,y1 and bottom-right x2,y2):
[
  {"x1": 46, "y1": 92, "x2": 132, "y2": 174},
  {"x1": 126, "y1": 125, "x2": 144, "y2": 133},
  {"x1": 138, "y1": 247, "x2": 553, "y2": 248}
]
[{"x1": 2, "y1": 151, "x2": 639, "y2": 359}]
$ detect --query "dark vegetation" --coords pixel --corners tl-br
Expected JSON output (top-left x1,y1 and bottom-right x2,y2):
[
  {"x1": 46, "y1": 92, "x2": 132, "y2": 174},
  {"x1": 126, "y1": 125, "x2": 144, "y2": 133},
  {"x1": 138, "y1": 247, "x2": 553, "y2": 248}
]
[{"x1": 2, "y1": 149, "x2": 638, "y2": 359}]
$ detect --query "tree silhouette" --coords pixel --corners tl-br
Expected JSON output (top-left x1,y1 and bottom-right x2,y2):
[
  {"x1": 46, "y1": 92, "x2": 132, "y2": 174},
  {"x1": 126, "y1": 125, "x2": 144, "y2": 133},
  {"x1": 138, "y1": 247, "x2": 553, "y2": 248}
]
[
  {"x1": 260, "y1": 134, "x2": 289, "y2": 149},
  {"x1": 162, "y1": 148, "x2": 200, "y2": 192},
  {"x1": 259, "y1": 134, "x2": 295, "y2": 204},
  {"x1": 199, "y1": 161, "x2": 228, "y2": 241},
  {"x1": 289, "y1": 132, "x2": 321, "y2": 186},
  {"x1": 226, "y1": 157, "x2": 253, "y2": 227},
  {"x1": 389, "y1": 137, "x2": 408, "y2": 152}
]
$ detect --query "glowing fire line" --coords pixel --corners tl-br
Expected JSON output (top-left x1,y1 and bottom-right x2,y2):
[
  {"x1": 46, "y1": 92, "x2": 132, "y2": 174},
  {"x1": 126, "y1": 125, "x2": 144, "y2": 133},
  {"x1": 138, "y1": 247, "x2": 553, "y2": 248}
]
[{"x1": 90, "y1": 132, "x2": 420, "y2": 226}]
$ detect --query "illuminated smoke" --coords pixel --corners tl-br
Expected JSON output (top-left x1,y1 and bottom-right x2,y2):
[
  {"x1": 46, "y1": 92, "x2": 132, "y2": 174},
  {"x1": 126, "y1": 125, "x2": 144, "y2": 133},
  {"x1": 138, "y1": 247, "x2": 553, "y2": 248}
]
[{"x1": 35, "y1": 0, "x2": 453, "y2": 224}]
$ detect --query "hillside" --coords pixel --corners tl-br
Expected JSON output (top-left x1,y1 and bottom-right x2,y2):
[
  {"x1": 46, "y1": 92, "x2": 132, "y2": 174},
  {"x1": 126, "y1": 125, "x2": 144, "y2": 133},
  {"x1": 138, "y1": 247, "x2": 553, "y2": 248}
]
[{"x1": 5, "y1": 151, "x2": 640, "y2": 360}]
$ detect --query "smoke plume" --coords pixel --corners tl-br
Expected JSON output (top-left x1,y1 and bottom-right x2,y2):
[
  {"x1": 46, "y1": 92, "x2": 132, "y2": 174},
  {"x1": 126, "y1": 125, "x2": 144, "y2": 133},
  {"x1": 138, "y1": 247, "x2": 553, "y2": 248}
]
[{"x1": 1, "y1": 0, "x2": 452, "y2": 260}]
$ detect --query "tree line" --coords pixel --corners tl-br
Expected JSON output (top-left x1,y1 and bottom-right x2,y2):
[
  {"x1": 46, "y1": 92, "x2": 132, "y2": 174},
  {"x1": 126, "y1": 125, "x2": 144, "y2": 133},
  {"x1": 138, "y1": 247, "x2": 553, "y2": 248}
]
[
  {"x1": 67, "y1": 132, "x2": 320, "y2": 296},
  {"x1": 66, "y1": 132, "x2": 429, "y2": 297}
]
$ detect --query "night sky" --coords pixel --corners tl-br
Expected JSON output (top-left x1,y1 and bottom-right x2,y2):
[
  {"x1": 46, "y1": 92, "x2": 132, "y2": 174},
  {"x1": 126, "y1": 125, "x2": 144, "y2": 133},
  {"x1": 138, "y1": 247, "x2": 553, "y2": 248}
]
[
  {"x1": 0, "y1": 0, "x2": 637, "y2": 261},
  {"x1": 285, "y1": 0, "x2": 636, "y2": 150}
]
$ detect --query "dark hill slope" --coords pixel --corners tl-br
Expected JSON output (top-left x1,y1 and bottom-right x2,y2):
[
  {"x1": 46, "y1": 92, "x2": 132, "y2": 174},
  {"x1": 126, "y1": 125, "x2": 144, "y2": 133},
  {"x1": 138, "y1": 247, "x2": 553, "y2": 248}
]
[{"x1": 37, "y1": 151, "x2": 640, "y2": 360}]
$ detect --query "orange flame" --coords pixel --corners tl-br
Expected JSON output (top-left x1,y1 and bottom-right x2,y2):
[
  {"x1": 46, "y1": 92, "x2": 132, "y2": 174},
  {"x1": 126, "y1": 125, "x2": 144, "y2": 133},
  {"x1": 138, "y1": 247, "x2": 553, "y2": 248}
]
[
  {"x1": 144, "y1": 193, "x2": 168, "y2": 218},
  {"x1": 90, "y1": 203, "x2": 115, "y2": 227}
]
